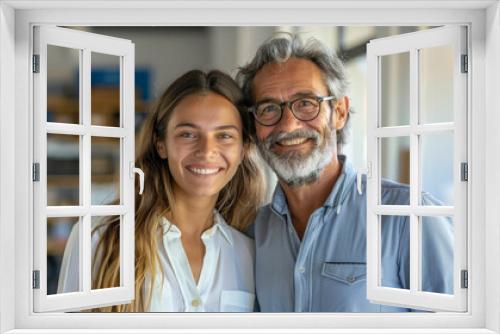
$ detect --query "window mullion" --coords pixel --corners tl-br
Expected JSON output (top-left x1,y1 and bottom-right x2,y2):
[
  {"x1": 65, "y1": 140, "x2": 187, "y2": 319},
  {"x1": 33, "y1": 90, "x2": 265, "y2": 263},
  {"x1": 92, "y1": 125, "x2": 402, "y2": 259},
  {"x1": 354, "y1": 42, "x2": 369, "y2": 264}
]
[
  {"x1": 409, "y1": 47, "x2": 420, "y2": 293},
  {"x1": 80, "y1": 48, "x2": 92, "y2": 293}
]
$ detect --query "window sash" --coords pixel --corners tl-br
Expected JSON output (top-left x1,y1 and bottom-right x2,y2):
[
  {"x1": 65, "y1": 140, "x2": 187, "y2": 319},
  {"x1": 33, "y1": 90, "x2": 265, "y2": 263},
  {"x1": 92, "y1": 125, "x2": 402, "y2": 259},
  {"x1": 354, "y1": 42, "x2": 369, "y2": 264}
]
[
  {"x1": 366, "y1": 25, "x2": 468, "y2": 312},
  {"x1": 32, "y1": 26, "x2": 136, "y2": 312}
]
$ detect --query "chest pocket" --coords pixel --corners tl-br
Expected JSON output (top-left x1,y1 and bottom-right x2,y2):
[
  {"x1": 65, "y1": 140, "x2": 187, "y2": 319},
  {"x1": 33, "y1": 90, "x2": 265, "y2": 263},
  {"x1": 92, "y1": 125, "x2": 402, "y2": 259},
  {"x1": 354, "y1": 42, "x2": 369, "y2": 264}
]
[
  {"x1": 321, "y1": 262, "x2": 366, "y2": 285},
  {"x1": 220, "y1": 290, "x2": 255, "y2": 312}
]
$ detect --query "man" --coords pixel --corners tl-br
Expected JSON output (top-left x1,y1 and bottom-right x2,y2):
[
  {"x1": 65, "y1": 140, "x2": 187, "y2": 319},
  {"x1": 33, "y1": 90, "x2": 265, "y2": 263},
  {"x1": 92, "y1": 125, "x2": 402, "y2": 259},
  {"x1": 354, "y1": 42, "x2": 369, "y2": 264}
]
[{"x1": 237, "y1": 33, "x2": 453, "y2": 312}]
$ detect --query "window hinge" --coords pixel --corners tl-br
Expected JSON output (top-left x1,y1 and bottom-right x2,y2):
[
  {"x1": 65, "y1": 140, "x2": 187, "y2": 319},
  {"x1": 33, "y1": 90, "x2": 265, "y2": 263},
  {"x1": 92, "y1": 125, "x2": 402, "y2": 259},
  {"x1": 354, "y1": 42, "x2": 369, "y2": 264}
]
[
  {"x1": 461, "y1": 162, "x2": 468, "y2": 182},
  {"x1": 33, "y1": 163, "x2": 40, "y2": 182},
  {"x1": 32, "y1": 55, "x2": 40, "y2": 73},
  {"x1": 33, "y1": 270, "x2": 40, "y2": 289},
  {"x1": 461, "y1": 270, "x2": 468, "y2": 289},
  {"x1": 461, "y1": 54, "x2": 468, "y2": 73}
]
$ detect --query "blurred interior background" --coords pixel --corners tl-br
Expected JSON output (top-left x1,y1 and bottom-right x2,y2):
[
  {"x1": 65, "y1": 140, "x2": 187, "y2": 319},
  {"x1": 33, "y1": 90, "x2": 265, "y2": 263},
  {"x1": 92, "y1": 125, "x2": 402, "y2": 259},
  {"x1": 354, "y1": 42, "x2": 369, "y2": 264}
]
[{"x1": 46, "y1": 26, "x2": 454, "y2": 296}]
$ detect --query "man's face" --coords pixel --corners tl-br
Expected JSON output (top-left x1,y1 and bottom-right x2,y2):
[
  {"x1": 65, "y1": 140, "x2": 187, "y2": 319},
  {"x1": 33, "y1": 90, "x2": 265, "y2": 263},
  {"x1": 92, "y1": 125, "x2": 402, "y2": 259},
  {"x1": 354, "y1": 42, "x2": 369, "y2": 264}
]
[{"x1": 252, "y1": 57, "x2": 349, "y2": 187}]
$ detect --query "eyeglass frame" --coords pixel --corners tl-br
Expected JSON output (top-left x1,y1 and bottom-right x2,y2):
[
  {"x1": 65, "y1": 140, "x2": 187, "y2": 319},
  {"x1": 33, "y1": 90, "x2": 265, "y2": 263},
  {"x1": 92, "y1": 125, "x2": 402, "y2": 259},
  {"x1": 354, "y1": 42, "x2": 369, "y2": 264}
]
[{"x1": 248, "y1": 95, "x2": 337, "y2": 126}]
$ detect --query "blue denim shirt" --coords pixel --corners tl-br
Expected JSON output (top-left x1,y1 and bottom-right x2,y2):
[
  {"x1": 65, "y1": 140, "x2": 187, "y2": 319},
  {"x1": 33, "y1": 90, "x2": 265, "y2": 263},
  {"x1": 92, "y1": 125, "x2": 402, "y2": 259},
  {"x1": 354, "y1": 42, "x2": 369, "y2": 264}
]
[{"x1": 251, "y1": 156, "x2": 453, "y2": 312}]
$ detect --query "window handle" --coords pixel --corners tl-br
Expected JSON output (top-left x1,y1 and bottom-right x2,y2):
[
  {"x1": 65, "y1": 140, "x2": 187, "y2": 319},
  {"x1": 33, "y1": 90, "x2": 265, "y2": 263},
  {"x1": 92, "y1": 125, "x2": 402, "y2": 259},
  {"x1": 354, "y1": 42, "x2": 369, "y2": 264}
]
[
  {"x1": 356, "y1": 163, "x2": 371, "y2": 195},
  {"x1": 130, "y1": 162, "x2": 145, "y2": 195}
]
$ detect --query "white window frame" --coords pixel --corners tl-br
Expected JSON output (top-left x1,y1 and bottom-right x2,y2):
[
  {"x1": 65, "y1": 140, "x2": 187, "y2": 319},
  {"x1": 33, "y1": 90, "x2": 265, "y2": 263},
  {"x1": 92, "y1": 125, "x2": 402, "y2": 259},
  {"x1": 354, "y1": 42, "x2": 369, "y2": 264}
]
[{"x1": 0, "y1": 1, "x2": 499, "y2": 333}]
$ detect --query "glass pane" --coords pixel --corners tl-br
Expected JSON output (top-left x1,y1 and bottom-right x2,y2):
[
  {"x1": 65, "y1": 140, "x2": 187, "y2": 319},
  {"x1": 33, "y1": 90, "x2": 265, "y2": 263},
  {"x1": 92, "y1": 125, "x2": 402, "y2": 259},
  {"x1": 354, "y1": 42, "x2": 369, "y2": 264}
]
[
  {"x1": 49, "y1": 217, "x2": 79, "y2": 294},
  {"x1": 47, "y1": 134, "x2": 80, "y2": 206},
  {"x1": 420, "y1": 216, "x2": 454, "y2": 295},
  {"x1": 380, "y1": 52, "x2": 410, "y2": 127},
  {"x1": 421, "y1": 132, "x2": 454, "y2": 206},
  {"x1": 47, "y1": 45, "x2": 80, "y2": 124},
  {"x1": 419, "y1": 45, "x2": 454, "y2": 124},
  {"x1": 91, "y1": 216, "x2": 121, "y2": 289},
  {"x1": 381, "y1": 215, "x2": 409, "y2": 290},
  {"x1": 91, "y1": 52, "x2": 121, "y2": 127},
  {"x1": 380, "y1": 137, "x2": 410, "y2": 205},
  {"x1": 91, "y1": 137, "x2": 121, "y2": 205}
]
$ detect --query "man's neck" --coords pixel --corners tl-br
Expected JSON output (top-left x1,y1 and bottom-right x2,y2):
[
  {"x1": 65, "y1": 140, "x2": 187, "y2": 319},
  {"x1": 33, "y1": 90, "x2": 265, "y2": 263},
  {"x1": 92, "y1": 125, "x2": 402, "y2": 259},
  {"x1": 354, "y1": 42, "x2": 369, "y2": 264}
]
[{"x1": 280, "y1": 156, "x2": 343, "y2": 240}]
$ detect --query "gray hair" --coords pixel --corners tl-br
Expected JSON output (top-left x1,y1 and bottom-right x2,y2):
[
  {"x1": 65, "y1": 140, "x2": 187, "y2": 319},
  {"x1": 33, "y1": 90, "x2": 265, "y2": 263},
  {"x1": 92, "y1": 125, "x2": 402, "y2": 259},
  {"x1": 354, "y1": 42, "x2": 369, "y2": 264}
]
[{"x1": 236, "y1": 32, "x2": 351, "y2": 149}]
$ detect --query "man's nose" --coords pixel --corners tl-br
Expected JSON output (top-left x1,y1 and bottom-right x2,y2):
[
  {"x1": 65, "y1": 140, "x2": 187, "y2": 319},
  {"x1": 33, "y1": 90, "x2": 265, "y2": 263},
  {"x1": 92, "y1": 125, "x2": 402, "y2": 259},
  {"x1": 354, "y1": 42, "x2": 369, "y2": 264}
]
[{"x1": 275, "y1": 104, "x2": 304, "y2": 132}]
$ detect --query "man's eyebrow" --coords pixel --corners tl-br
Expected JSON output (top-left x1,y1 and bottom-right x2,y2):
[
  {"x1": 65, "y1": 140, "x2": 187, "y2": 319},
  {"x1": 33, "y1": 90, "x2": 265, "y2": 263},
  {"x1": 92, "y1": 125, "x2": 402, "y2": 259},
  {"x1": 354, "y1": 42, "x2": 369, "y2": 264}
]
[{"x1": 255, "y1": 91, "x2": 319, "y2": 104}]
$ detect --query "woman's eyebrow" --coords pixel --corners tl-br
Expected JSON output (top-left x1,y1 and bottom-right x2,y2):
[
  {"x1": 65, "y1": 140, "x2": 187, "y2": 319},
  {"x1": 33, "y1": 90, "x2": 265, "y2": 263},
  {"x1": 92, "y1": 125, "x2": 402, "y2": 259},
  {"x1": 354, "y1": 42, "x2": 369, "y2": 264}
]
[
  {"x1": 174, "y1": 123, "x2": 240, "y2": 131},
  {"x1": 174, "y1": 123, "x2": 198, "y2": 129},
  {"x1": 214, "y1": 125, "x2": 240, "y2": 131}
]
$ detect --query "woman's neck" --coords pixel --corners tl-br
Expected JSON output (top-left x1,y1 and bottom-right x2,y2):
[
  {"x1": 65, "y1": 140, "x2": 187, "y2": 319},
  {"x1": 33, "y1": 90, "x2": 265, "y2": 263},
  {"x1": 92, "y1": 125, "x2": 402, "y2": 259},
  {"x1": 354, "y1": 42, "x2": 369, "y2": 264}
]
[{"x1": 168, "y1": 188, "x2": 218, "y2": 238}]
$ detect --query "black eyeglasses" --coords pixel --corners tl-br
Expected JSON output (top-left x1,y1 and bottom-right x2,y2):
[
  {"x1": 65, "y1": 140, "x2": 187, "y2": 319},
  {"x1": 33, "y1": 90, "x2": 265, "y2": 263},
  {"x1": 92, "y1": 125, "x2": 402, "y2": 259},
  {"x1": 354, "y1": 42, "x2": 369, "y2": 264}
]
[{"x1": 249, "y1": 95, "x2": 336, "y2": 126}]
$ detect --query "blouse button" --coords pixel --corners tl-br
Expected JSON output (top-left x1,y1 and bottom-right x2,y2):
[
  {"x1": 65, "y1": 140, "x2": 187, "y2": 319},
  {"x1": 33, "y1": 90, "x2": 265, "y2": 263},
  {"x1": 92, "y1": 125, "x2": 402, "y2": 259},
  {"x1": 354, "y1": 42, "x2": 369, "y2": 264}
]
[{"x1": 191, "y1": 299, "x2": 201, "y2": 307}]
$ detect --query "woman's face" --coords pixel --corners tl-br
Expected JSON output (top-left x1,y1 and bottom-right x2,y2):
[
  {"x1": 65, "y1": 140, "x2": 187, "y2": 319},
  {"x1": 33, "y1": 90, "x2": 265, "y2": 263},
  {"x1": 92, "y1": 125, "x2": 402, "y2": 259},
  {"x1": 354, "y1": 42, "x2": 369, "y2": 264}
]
[{"x1": 156, "y1": 92, "x2": 244, "y2": 199}]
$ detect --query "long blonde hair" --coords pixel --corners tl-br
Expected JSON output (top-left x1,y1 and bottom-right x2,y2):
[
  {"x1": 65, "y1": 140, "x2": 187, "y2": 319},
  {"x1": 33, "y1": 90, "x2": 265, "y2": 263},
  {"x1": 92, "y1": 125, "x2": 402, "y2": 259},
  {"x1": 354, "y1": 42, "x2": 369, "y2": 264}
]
[{"x1": 92, "y1": 70, "x2": 265, "y2": 312}]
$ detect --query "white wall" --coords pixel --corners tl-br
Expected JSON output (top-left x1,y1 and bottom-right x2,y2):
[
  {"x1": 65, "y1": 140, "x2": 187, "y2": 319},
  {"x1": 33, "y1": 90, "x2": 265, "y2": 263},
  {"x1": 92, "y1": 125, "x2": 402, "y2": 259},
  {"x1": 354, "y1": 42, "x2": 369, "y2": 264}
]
[
  {"x1": 0, "y1": 2, "x2": 16, "y2": 333},
  {"x1": 485, "y1": 2, "x2": 500, "y2": 332}
]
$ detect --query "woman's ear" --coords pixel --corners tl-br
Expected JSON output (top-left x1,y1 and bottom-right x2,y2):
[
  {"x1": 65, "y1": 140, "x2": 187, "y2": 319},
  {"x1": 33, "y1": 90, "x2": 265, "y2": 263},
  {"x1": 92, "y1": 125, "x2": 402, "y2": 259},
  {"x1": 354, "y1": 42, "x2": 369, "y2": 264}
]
[{"x1": 156, "y1": 140, "x2": 168, "y2": 159}]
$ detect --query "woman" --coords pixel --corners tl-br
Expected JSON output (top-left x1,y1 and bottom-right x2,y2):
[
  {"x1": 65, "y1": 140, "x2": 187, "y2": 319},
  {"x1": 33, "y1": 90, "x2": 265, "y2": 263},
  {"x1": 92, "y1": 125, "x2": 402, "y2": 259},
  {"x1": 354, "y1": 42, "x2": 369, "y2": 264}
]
[{"x1": 58, "y1": 70, "x2": 265, "y2": 312}]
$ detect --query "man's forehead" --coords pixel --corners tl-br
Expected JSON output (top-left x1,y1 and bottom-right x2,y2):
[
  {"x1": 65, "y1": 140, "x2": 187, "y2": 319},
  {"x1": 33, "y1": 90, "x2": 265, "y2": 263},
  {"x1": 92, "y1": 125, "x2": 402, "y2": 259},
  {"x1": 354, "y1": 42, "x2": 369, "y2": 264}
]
[{"x1": 251, "y1": 58, "x2": 327, "y2": 100}]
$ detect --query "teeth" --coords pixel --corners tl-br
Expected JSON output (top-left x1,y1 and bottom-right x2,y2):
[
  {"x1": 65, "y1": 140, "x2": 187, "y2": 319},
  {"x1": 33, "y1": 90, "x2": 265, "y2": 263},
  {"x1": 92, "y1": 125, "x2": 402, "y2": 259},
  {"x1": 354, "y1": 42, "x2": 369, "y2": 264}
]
[
  {"x1": 188, "y1": 167, "x2": 220, "y2": 175},
  {"x1": 278, "y1": 137, "x2": 308, "y2": 146}
]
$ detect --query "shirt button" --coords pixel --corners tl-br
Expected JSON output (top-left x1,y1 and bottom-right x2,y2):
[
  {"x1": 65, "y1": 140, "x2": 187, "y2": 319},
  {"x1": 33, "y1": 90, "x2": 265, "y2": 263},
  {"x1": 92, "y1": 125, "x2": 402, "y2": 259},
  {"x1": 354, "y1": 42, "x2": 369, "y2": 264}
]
[
  {"x1": 191, "y1": 299, "x2": 201, "y2": 307},
  {"x1": 347, "y1": 275, "x2": 356, "y2": 283},
  {"x1": 298, "y1": 267, "x2": 305, "y2": 273}
]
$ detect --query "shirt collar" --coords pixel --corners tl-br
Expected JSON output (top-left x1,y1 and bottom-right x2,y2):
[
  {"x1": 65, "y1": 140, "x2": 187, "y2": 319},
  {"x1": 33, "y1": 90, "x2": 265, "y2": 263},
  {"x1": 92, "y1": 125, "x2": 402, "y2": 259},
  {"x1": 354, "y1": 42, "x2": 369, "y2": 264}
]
[
  {"x1": 160, "y1": 210, "x2": 233, "y2": 246},
  {"x1": 270, "y1": 155, "x2": 357, "y2": 215}
]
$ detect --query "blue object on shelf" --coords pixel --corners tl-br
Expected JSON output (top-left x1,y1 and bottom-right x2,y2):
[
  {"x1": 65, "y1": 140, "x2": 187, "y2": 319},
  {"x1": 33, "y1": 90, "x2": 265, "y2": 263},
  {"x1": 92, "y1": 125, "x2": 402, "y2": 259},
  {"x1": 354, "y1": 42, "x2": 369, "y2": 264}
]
[{"x1": 74, "y1": 67, "x2": 152, "y2": 101}]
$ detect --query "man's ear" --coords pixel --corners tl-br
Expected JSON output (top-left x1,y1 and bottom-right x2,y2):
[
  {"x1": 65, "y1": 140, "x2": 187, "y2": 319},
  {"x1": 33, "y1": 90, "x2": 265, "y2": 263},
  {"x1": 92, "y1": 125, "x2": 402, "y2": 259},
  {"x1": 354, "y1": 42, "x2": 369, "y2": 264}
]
[
  {"x1": 332, "y1": 96, "x2": 350, "y2": 130},
  {"x1": 156, "y1": 140, "x2": 168, "y2": 159}
]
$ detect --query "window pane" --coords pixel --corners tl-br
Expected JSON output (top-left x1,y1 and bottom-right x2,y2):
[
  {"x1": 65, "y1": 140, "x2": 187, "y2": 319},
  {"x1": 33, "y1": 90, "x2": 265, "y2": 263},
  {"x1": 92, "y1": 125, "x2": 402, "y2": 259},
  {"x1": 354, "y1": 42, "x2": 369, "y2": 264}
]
[
  {"x1": 47, "y1": 45, "x2": 80, "y2": 124},
  {"x1": 91, "y1": 216, "x2": 121, "y2": 289},
  {"x1": 91, "y1": 137, "x2": 121, "y2": 205},
  {"x1": 420, "y1": 216, "x2": 454, "y2": 295},
  {"x1": 47, "y1": 134, "x2": 80, "y2": 206},
  {"x1": 420, "y1": 132, "x2": 454, "y2": 206},
  {"x1": 419, "y1": 45, "x2": 454, "y2": 124},
  {"x1": 48, "y1": 217, "x2": 79, "y2": 295},
  {"x1": 380, "y1": 52, "x2": 410, "y2": 127},
  {"x1": 91, "y1": 52, "x2": 121, "y2": 127},
  {"x1": 381, "y1": 215, "x2": 409, "y2": 290},
  {"x1": 380, "y1": 136, "x2": 410, "y2": 205}
]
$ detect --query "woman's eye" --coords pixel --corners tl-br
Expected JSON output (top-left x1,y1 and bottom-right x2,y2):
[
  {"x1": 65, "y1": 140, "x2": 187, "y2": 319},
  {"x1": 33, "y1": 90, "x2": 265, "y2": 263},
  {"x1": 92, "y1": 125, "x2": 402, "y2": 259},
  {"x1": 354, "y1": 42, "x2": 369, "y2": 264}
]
[
  {"x1": 218, "y1": 133, "x2": 233, "y2": 140},
  {"x1": 179, "y1": 132, "x2": 195, "y2": 139}
]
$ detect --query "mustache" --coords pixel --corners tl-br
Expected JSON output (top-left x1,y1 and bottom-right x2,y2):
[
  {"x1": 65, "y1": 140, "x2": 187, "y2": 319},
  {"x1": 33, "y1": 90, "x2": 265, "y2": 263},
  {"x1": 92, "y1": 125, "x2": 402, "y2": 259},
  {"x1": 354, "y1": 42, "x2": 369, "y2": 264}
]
[{"x1": 262, "y1": 128, "x2": 321, "y2": 148}]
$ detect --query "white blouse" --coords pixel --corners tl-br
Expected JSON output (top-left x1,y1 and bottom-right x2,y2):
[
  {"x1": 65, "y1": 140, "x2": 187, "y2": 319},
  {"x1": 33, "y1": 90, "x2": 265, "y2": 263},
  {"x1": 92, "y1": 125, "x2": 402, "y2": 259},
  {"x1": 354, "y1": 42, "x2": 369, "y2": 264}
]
[{"x1": 57, "y1": 211, "x2": 255, "y2": 312}]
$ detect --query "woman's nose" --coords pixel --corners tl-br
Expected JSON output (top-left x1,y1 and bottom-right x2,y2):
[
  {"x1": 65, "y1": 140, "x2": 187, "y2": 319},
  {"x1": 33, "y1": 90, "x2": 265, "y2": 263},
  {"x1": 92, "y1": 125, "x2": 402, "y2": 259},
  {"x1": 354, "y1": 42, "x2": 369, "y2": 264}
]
[{"x1": 195, "y1": 136, "x2": 217, "y2": 158}]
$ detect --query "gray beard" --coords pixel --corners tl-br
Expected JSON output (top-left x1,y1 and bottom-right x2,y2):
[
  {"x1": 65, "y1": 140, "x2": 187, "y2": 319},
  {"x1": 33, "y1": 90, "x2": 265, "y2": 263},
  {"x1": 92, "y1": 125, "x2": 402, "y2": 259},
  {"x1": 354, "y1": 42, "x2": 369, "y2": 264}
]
[{"x1": 257, "y1": 126, "x2": 336, "y2": 188}]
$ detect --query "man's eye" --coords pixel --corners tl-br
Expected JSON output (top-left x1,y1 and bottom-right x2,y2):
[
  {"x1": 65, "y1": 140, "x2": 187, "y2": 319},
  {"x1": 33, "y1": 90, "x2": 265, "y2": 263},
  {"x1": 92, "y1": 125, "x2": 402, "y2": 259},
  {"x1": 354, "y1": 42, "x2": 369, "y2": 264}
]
[
  {"x1": 298, "y1": 99, "x2": 315, "y2": 107},
  {"x1": 258, "y1": 104, "x2": 279, "y2": 115}
]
